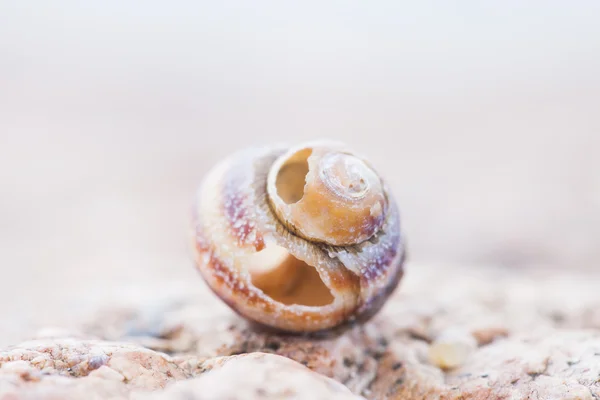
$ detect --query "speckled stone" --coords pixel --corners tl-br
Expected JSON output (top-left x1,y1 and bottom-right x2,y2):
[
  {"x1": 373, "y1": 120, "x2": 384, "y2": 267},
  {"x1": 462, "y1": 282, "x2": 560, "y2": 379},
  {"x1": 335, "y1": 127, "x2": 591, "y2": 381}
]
[{"x1": 2, "y1": 262, "x2": 599, "y2": 399}]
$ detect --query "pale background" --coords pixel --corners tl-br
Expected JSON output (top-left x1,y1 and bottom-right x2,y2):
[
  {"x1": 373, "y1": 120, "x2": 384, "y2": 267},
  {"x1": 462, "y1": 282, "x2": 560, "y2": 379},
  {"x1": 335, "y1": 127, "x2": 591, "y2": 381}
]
[{"x1": 1, "y1": 1, "x2": 599, "y2": 346}]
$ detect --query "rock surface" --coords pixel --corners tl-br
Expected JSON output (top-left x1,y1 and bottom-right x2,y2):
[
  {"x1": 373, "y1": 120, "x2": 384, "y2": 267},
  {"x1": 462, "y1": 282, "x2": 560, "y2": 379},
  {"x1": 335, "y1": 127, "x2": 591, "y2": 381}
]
[
  {"x1": 1, "y1": 262, "x2": 599, "y2": 399},
  {"x1": 145, "y1": 353, "x2": 364, "y2": 400},
  {"x1": 0, "y1": 341, "x2": 361, "y2": 400}
]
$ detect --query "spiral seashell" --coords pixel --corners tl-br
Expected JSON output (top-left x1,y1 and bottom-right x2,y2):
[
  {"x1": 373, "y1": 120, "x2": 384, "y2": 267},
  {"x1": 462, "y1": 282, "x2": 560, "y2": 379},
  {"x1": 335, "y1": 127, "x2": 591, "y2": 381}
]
[{"x1": 191, "y1": 140, "x2": 405, "y2": 333}]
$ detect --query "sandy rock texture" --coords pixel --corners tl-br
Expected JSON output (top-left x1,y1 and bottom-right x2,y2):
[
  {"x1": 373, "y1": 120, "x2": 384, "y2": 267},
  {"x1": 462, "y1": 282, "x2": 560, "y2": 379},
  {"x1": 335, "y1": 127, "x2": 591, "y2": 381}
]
[
  {"x1": 0, "y1": 341, "x2": 360, "y2": 400},
  {"x1": 145, "y1": 353, "x2": 364, "y2": 400},
  {"x1": 1, "y1": 262, "x2": 599, "y2": 399},
  {"x1": 0, "y1": 338, "x2": 197, "y2": 399}
]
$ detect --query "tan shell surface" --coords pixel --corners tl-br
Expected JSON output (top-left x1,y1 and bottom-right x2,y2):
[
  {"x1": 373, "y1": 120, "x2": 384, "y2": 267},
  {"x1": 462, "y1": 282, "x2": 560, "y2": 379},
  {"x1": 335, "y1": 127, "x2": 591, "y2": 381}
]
[{"x1": 267, "y1": 143, "x2": 388, "y2": 246}]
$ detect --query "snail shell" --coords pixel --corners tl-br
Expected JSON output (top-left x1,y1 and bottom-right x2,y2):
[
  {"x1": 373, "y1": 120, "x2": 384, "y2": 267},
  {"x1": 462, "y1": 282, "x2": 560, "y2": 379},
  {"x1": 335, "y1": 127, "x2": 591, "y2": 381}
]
[{"x1": 192, "y1": 141, "x2": 405, "y2": 333}]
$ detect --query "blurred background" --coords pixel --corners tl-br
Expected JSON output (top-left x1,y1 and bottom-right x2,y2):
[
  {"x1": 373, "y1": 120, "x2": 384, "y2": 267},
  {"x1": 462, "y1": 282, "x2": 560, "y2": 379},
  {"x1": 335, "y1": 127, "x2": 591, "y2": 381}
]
[{"x1": 1, "y1": 1, "x2": 599, "y2": 346}]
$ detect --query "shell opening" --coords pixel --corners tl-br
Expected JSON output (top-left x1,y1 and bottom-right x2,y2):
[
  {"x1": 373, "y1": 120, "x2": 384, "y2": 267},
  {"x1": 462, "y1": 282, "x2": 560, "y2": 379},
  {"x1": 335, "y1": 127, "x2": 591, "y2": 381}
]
[
  {"x1": 274, "y1": 148, "x2": 311, "y2": 204},
  {"x1": 244, "y1": 244, "x2": 334, "y2": 307}
]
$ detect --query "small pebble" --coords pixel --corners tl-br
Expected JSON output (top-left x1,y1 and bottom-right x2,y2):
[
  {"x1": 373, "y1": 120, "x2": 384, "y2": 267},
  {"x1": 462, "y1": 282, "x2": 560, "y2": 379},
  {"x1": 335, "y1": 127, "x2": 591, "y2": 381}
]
[{"x1": 428, "y1": 329, "x2": 477, "y2": 370}]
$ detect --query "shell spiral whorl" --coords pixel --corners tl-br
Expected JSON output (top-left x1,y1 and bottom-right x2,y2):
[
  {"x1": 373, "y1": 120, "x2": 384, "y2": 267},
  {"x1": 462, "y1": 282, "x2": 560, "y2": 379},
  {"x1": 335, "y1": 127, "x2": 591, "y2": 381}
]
[
  {"x1": 267, "y1": 143, "x2": 388, "y2": 246},
  {"x1": 192, "y1": 140, "x2": 405, "y2": 333}
]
